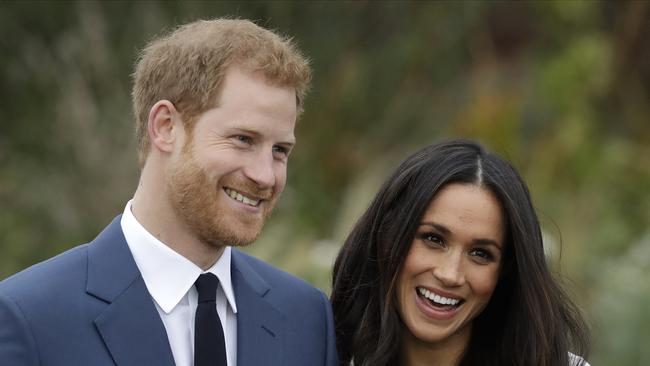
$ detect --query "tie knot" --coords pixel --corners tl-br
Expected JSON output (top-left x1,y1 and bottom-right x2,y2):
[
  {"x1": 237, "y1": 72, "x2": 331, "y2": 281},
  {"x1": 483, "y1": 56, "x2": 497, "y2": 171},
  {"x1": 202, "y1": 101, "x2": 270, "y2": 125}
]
[{"x1": 195, "y1": 273, "x2": 219, "y2": 303}]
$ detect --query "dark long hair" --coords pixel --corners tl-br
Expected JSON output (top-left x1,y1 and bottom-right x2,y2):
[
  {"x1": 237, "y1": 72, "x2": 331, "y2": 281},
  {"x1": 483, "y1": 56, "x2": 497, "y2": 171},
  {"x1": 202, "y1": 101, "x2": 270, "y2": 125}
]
[{"x1": 331, "y1": 139, "x2": 589, "y2": 366}]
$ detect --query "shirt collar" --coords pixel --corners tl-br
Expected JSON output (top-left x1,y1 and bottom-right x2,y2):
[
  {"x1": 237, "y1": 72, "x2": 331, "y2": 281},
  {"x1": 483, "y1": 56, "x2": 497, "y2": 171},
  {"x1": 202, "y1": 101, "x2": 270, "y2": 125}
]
[{"x1": 120, "y1": 200, "x2": 237, "y2": 314}]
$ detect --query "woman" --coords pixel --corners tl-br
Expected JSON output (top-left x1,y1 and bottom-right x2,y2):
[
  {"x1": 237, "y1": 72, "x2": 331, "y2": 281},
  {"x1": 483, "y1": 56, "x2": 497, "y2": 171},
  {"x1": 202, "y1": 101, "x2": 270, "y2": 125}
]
[{"x1": 331, "y1": 139, "x2": 590, "y2": 366}]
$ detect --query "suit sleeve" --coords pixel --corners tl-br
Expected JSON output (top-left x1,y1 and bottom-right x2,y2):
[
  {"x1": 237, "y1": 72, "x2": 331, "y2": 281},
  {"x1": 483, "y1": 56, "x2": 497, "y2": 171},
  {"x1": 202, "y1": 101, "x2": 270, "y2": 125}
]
[
  {"x1": 0, "y1": 290, "x2": 40, "y2": 365},
  {"x1": 320, "y1": 291, "x2": 339, "y2": 366}
]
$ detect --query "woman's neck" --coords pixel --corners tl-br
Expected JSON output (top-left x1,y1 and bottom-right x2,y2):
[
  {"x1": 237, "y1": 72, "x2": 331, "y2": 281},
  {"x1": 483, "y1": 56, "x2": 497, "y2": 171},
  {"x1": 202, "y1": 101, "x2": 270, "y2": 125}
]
[{"x1": 400, "y1": 328, "x2": 470, "y2": 366}]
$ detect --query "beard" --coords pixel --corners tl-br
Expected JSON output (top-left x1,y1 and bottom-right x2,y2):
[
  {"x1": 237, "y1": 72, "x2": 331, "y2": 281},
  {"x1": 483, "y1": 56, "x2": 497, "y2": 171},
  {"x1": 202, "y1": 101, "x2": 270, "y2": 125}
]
[{"x1": 166, "y1": 150, "x2": 276, "y2": 248}]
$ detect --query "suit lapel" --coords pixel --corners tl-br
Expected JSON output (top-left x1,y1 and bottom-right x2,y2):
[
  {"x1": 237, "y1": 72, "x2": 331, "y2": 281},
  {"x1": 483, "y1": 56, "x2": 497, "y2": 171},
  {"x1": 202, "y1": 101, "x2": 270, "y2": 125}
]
[
  {"x1": 232, "y1": 250, "x2": 284, "y2": 366},
  {"x1": 86, "y1": 216, "x2": 175, "y2": 366}
]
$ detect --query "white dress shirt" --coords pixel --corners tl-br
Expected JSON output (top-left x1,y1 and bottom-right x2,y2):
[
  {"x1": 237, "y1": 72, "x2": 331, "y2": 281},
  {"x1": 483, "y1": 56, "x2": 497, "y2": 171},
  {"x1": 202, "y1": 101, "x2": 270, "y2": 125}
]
[{"x1": 121, "y1": 200, "x2": 238, "y2": 366}]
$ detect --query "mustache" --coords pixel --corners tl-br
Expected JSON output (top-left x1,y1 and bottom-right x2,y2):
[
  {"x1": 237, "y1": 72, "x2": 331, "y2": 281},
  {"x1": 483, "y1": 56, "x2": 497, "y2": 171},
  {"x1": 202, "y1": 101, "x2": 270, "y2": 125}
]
[{"x1": 220, "y1": 179, "x2": 274, "y2": 201}]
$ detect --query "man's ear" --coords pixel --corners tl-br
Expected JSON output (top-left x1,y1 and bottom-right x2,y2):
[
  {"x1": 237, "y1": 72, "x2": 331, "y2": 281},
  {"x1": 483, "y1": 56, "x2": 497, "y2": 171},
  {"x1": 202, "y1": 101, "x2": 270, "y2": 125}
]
[{"x1": 147, "y1": 100, "x2": 183, "y2": 154}]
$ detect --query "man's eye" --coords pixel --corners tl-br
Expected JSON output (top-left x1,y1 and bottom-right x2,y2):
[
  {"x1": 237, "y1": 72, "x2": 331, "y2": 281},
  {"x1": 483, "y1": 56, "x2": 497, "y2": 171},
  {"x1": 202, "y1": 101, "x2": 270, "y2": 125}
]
[
  {"x1": 273, "y1": 145, "x2": 290, "y2": 158},
  {"x1": 234, "y1": 135, "x2": 253, "y2": 144}
]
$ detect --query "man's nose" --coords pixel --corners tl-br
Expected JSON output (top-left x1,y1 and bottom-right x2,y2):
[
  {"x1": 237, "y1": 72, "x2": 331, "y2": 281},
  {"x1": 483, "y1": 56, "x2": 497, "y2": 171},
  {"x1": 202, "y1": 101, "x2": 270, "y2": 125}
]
[{"x1": 243, "y1": 150, "x2": 276, "y2": 189}]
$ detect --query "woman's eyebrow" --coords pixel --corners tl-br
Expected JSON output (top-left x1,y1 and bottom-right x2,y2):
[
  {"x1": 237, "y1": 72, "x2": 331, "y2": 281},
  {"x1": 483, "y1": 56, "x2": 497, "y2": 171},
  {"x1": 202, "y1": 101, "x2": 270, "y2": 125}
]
[
  {"x1": 419, "y1": 221, "x2": 450, "y2": 235},
  {"x1": 420, "y1": 221, "x2": 502, "y2": 250},
  {"x1": 473, "y1": 238, "x2": 502, "y2": 251}
]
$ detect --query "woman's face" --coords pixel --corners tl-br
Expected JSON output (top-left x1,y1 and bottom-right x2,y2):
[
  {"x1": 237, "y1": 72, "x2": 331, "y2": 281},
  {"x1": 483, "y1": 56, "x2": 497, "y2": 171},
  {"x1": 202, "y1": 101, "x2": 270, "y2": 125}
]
[{"x1": 396, "y1": 183, "x2": 505, "y2": 352}]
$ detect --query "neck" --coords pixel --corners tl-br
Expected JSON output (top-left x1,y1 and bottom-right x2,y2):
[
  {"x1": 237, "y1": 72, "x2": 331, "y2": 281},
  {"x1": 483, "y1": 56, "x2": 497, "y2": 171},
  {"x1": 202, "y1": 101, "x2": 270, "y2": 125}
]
[
  {"x1": 400, "y1": 327, "x2": 470, "y2": 366},
  {"x1": 131, "y1": 165, "x2": 224, "y2": 270}
]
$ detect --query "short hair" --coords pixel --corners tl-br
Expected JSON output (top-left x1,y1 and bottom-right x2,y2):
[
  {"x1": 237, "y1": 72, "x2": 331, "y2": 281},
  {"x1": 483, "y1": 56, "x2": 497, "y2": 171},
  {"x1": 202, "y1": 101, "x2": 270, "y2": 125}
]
[
  {"x1": 132, "y1": 18, "x2": 312, "y2": 166},
  {"x1": 331, "y1": 139, "x2": 589, "y2": 366}
]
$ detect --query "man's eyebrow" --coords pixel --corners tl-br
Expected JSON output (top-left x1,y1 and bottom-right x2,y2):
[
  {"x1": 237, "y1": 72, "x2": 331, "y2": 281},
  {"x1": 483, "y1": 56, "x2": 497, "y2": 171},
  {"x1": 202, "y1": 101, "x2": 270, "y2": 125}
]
[
  {"x1": 277, "y1": 139, "x2": 296, "y2": 147},
  {"x1": 230, "y1": 127, "x2": 296, "y2": 145},
  {"x1": 229, "y1": 127, "x2": 261, "y2": 137},
  {"x1": 418, "y1": 221, "x2": 502, "y2": 250}
]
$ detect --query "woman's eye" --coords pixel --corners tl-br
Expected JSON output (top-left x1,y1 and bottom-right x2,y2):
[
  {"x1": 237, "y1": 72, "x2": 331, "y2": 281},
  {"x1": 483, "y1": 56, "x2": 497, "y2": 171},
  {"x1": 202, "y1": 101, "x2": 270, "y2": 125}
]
[
  {"x1": 469, "y1": 248, "x2": 493, "y2": 262},
  {"x1": 422, "y1": 233, "x2": 444, "y2": 246}
]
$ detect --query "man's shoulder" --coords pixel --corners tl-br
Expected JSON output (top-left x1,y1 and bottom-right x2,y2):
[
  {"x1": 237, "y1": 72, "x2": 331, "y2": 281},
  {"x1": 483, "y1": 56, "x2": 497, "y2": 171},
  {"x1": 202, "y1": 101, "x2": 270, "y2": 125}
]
[
  {"x1": 0, "y1": 243, "x2": 90, "y2": 303},
  {"x1": 231, "y1": 249, "x2": 337, "y2": 364},
  {"x1": 0, "y1": 215, "x2": 126, "y2": 302},
  {"x1": 232, "y1": 249, "x2": 325, "y2": 299}
]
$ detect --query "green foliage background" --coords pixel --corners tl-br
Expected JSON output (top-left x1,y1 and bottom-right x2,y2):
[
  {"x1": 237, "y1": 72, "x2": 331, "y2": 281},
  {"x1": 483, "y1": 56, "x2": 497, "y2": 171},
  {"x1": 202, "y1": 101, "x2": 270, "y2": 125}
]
[{"x1": 1, "y1": 1, "x2": 648, "y2": 364}]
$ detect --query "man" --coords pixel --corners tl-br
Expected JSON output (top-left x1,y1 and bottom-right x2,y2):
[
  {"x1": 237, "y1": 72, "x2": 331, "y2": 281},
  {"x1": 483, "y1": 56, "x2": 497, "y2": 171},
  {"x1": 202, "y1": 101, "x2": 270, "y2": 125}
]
[{"x1": 0, "y1": 19, "x2": 337, "y2": 366}]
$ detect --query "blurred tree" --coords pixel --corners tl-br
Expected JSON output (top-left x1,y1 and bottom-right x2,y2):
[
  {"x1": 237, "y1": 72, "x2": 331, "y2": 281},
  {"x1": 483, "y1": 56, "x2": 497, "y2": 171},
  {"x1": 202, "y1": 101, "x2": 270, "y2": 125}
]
[{"x1": 1, "y1": 1, "x2": 648, "y2": 364}]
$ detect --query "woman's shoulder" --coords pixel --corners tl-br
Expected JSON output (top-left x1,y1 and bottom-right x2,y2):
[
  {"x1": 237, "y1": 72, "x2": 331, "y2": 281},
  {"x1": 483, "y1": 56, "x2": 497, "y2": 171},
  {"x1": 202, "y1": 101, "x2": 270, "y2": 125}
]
[
  {"x1": 350, "y1": 354, "x2": 589, "y2": 365},
  {"x1": 569, "y1": 352, "x2": 591, "y2": 366}
]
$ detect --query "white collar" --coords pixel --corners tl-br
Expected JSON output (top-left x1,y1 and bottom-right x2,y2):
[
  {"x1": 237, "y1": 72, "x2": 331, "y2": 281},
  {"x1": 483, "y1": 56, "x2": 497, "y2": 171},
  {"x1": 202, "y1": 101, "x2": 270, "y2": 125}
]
[{"x1": 120, "y1": 200, "x2": 237, "y2": 314}]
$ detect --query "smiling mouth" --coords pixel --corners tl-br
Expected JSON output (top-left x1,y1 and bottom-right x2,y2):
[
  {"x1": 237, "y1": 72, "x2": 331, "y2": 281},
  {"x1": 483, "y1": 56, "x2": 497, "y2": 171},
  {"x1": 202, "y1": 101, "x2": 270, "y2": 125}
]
[
  {"x1": 416, "y1": 287, "x2": 464, "y2": 309},
  {"x1": 223, "y1": 188, "x2": 262, "y2": 207}
]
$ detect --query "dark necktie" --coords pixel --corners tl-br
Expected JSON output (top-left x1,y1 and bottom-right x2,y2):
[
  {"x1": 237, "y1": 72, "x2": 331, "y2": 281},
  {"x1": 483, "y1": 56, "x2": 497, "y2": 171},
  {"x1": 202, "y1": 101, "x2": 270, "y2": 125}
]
[{"x1": 194, "y1": 273, "x2": 227, "y2": 366}]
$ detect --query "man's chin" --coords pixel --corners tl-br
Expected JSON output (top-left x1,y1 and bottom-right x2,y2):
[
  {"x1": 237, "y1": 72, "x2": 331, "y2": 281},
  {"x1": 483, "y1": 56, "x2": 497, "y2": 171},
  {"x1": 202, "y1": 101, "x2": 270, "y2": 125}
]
[
  {"x1": 208, "y1": 221, "x2": 263, "y2": 247},
  {"x1": 211, "y1": 232, "x2": 260, "y2": 247},
  {"x1": 226, "y1": 238, "x2": 257, "y2": 248}
]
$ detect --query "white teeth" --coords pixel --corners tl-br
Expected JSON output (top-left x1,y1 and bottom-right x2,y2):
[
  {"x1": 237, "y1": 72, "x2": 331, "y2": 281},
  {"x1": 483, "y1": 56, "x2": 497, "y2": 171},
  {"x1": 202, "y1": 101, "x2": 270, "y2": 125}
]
[
  {"x1": 417, "y1": 287, "x2": 460, "y2": 306},
  {"x1": 224, "y1": 188, "x2": 260, "y2": 207}
]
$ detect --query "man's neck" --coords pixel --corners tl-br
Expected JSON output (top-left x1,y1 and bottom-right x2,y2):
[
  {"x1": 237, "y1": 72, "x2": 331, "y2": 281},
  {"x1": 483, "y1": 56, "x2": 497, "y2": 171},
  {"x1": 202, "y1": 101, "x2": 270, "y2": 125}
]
[{"x1": 131, "y1": 182, "x2": 224, "y2": 270}]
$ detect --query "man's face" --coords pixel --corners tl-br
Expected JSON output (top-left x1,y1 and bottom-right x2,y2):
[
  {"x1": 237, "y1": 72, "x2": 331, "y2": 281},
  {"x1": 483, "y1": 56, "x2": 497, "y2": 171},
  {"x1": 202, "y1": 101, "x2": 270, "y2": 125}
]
[{"x1": 167, "y1": 67, "x2": 297, "y2": 247}]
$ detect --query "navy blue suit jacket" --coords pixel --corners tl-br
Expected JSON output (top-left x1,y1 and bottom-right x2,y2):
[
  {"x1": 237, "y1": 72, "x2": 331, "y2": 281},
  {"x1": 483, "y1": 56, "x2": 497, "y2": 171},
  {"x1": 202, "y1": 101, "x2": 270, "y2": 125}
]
[{"x1": 0, "y1": 216, "x2": 338, "y2": 366}]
